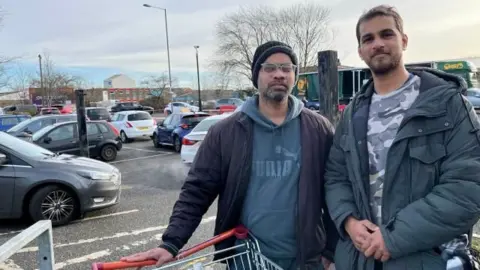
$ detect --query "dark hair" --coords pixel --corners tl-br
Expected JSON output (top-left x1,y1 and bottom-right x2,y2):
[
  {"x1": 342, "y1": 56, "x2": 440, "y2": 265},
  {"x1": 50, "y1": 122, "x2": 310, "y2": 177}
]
[{"x1": 355, "y1": 5, "x2": 404, "y2": 44}]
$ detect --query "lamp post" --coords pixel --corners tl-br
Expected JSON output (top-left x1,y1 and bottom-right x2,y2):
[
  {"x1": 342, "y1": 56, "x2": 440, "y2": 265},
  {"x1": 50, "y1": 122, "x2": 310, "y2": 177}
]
[
  {"x1": 194, "y1": 45, "x2": 202, "y2": 111},
  {"x1": 38, "y1": 54, "x2": 45, "y2": 106},
  {"x1": 143, "y1": 4, "x2": 172, "y2": 94}
]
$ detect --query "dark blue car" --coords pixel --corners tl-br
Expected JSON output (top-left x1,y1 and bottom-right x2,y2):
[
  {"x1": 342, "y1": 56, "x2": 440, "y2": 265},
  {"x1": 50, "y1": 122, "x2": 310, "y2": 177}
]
[
  {"x1": 0, "y1": 114, "x2": 30, "y2": 132},
  {"x1": 152, "y1": 112, "x2": 210, "y2": 152}
]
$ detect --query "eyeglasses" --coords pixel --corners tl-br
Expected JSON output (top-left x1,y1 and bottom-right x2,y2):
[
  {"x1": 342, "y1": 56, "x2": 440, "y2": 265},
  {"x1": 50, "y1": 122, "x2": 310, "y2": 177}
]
[{"x1": 261, "y1": 63, "x2": 296, "y2": 73}]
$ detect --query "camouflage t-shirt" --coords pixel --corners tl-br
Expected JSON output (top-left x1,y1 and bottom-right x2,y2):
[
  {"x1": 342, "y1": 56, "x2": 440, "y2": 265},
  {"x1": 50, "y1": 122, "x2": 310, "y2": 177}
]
[{"x1": 367, "y1": 75, "x2": 421, "y2": 224}]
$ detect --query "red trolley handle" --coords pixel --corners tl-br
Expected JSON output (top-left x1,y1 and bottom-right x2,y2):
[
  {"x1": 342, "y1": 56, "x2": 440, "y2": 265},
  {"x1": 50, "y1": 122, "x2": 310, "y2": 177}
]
[{"x1": 91, "y1": 225, "x2": 248, "y2": 270}]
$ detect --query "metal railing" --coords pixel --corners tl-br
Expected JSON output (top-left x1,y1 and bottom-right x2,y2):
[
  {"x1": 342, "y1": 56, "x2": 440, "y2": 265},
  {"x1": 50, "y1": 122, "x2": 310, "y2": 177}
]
[{"x1": 0, "y1": 220, "x2": 55, "y2": 270}]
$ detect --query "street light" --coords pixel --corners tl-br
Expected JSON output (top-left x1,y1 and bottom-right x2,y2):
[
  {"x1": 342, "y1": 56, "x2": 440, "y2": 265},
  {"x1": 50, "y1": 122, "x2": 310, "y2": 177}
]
[
  {"x1": 194, "y1": 45, "x2": 202, "y2": 111},
  {"x1": 143, "y1": 4, "x2": 173, "y2": 94}
]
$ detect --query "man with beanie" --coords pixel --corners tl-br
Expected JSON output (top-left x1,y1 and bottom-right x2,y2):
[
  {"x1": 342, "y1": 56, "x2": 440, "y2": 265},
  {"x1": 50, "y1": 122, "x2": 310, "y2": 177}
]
[{"x1": 121, "y1": 41, "x2": 338, "y2": 270}]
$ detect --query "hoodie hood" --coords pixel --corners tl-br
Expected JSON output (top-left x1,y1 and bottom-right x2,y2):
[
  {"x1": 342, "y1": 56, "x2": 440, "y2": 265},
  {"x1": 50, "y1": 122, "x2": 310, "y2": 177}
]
[{"x1": 240, "y1": 94, "x2": 304, "y2": 130}]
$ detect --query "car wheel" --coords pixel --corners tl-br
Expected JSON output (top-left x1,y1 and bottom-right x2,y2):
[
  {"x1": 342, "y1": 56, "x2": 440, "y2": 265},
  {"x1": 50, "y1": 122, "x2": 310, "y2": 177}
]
[
  {"x1": 174, "y1": 136, "x2": 182, "y2": 152},
  {"x1": 152, "y1": 133, "x2": 161, "y2": 148},
  {"x1": 100, "y1": 144, "x2": 117, "y2": 161},
  {"x1": 29, "y1": 185, "x2": 77, "y2": 226},
  {"x1": 120, "y1": 131, "x2": 129, "y2": 143}
]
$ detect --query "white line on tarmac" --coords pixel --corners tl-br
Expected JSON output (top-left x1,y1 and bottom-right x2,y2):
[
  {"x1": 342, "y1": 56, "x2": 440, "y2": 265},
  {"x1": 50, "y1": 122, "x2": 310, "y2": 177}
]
[
  {"x1": 72, "y1": 209, "x2": 139, "y2": 223},
  {"x1": 122, "y1": 146, "x2": 160, "y2": 153},
  {"x1": 109, "y1": 153, "x2": 173, "y2": 164},
  {"x1": 0, "y1": 230, "x2": 22, "y2": 236},
  {"x1": 50, "y1": 250, "x2": 112, "y2": 270},
  {"x1": 0, "y1": 259, "x2": 24, "y2": 270},
  {"x1": 17, "y1": 216, "x2": 217, "y2": 253}
]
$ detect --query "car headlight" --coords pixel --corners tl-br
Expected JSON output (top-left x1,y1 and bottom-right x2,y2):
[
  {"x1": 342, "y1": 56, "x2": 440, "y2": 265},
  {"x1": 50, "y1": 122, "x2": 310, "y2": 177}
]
[{"x1": 77, "y1": 171, "x2": 113, "y2": 180}]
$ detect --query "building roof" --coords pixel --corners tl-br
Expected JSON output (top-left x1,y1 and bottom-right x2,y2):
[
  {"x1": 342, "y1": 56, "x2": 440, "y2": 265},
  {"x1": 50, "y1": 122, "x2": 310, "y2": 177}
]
[{"x1": 104, "y1": 74, "x2": 123, "y2": 81}]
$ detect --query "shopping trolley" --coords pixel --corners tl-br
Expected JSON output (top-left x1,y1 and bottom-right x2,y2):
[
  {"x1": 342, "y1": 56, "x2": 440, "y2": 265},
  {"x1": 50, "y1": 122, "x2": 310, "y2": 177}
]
[{"x1": 91, "y1": 225, "x2": 284, "y2": 270}]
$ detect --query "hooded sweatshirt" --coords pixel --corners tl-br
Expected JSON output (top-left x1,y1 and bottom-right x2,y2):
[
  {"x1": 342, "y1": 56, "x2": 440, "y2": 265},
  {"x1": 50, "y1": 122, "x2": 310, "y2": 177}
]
[{"x1": 239, "y1": 94, "x2": 304, "y2": 261}]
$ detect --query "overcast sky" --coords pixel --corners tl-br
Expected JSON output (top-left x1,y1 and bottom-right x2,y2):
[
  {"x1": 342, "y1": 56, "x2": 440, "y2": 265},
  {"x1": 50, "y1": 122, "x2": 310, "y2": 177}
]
[{"x1": 1, "y1": 0, "x2": 479, "y2": 88}]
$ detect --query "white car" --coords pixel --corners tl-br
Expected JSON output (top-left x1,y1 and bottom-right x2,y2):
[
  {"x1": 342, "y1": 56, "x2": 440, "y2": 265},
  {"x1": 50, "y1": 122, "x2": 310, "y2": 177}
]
[
  {"x1": 164, "y1": 102, "x2": 198, "y2": 115},
  {"x1": 180, "y1": 113, "x2": 233, "y2": 164},
  {"x1": 110, "y1": 111, "x2": 156, "y2": 143}
]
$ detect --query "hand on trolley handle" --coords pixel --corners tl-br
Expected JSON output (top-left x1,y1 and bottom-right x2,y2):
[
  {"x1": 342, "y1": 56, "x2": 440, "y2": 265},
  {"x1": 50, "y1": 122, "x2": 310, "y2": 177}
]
[{"x1": 91, "y1": 225, "x2": 250, "y2": 270}]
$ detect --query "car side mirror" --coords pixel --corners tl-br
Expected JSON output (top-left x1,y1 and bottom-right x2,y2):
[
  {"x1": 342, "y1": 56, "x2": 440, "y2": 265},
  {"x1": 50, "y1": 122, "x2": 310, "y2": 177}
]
[
  {"x1": 43, "y1": 137, "x2": 52, "y2": 144},
  {"x1": 0, "y1": 153, "x2": 7, "y2": 165},
  {"x1": 24, "y1": 128, "x2": 32, "y2": 134}
]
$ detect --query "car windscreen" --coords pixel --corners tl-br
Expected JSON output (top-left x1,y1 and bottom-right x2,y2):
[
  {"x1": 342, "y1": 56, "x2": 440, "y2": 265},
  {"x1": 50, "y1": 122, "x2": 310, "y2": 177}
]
[
  {"x1": 182, "y1": 115, "x2": 210, "y2": 126},
  {"x1": 191, "y1": 118, "x2": 221, "y2": 132},
  {"x1": 127, "y1": 112, "x2": 151, "y2": 121},
  {"x1": 0, "y1": 132, "x2": 55, "y2": 157},
  {"x1": 87, "y1": 108, "x2": 110, "y2": 117}
]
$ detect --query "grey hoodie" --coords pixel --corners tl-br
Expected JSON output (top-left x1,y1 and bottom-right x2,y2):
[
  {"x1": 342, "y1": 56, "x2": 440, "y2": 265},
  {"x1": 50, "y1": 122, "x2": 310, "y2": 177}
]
[{"x1": 239, "y1": 94, "x2": 304, "y2": 262}]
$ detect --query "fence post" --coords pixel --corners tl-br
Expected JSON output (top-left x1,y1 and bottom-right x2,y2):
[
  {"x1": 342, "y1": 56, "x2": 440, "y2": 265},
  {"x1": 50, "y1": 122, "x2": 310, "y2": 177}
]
[
  {"x1": 37, "y1": 228, "x2": 55, "y2": 269},
  {"x1": 75, "y1": 89, "x2": 89, "y2": 157},
  {"x1": 317, "y1": 50, "x2": 340, "y2": 125}
]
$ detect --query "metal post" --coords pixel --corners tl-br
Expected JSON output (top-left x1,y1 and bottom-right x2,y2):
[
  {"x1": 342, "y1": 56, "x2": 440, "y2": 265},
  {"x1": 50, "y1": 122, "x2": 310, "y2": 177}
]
[
  {"x1": 317, "y1": 50, "x2": 340, "y2": 124},
  {"x1": 194, "y1": 46, "x2": 202, "y2": 111},
  {"x1": 164, "y1": 9, "x2": 173, "y2": 94},
  {"x1": 38, "y1": 54, "x2": 44, "y2": 106},
  {"x1": 75, "y1": 89, "x2": 89, "y2": 157}
]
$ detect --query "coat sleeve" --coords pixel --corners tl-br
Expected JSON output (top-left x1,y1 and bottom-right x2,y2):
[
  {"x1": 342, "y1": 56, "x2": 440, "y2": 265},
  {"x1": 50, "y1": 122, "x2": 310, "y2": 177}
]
[
  {"x1": 160, "y1": 125, "x2": 223, "y2": 256},
  {"x1": 318, "y1": 116, "x2": 340, "y2": 261},
  {"x1": 324, "y1": 112, "x2": 361, "y2": 240},
  {"x1": 382, "y1": 94, "x2": 480, "y2": 259}
]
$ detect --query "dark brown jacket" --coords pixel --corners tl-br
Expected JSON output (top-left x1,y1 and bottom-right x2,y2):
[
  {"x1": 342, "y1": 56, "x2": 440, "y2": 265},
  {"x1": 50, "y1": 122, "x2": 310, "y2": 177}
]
[{"x1": 160, "y1": 108, "x2": 339, "y2": 267}]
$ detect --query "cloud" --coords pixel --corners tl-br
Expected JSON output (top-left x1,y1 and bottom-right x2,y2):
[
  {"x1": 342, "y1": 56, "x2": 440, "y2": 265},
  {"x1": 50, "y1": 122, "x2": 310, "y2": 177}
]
[{"x1": 0, "y1": 0, "x2": 479, "y2": 87}]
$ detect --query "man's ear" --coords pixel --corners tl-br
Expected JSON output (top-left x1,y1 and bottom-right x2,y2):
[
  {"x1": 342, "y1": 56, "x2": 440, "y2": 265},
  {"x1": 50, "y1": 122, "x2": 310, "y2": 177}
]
[{"x1": 402, "y1": 34, "x2": 409, "y2": 51}]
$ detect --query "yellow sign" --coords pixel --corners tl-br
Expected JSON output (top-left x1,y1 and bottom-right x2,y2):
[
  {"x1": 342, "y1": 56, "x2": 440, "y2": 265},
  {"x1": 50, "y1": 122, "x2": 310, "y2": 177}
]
[
  {"x1": 443, "y1": 62, "x2": 464, "y2": 70},
  {"x1": 296, "y1": 78, "x2": 308, "y2": 96}
]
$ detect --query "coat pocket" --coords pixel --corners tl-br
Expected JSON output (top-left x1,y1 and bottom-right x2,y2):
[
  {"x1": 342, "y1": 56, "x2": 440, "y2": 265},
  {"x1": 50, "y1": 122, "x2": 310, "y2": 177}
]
[
  {"x1": 408, "y1": 143, "x2": 446, "y2": 201},
  {"x1": 421, "y1": 250, "x2": 447, "y2": 270},
  {"x1": 334, "y1": 239, "x2": 358, "y2": 270}
]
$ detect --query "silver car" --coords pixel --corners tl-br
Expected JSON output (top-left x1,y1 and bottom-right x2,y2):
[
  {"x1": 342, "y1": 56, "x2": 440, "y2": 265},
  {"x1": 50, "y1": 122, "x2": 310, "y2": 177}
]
[{"x1": 0, "y1": 131, "x2": 121, "y2": 226}]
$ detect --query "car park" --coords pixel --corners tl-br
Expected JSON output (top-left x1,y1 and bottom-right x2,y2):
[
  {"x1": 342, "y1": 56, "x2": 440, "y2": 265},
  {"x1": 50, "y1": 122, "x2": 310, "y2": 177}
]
[
  {"x1": 31, "y1": 120, "x2": 122, "y2": 161},
  {"x1": 180, "y1": 113, "x2": 233, "y2": 164},
  {"x1": 0, "y1": 114, "x2": 30, "y2": 131},
  {"x1": 109, "y1": 102, "x2": 154, "y2": 114},
  {"x1": 6, "y1": 114, "x2": 78, "y2": 138},
  {"x1": 110, "y1": 110, "x2": 156, "y2": 143},
  {"x1": 153, "y1": 112, "x2": 210, "y2": 152},
  {"x1": 0, "y1": 131, "x2": 121, "y2": 226}
]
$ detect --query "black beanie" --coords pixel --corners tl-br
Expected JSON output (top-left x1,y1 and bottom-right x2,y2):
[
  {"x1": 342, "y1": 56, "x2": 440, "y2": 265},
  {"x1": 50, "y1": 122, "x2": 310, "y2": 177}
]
[{"x1": 251, "y1": 41, "x2": 299, "y2": 89}]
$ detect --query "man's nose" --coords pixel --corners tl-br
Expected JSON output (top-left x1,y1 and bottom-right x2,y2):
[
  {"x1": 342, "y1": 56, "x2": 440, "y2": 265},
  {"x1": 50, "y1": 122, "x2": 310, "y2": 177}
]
[
  {"x1": 273, "y1": 68, "x2": 286, "y2": 79},
  {"x1": 372, "y1": 37, "x2": 386, "y2": 51}
]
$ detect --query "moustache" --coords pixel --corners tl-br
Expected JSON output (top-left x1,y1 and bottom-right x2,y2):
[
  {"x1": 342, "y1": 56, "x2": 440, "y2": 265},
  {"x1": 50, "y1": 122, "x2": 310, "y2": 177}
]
[
  {"x1": 372, "y1": 51, "x2": 390, "y2": 58},
  {"x1": 268, "y1": 82, "x2": 288, "y2": 88}
]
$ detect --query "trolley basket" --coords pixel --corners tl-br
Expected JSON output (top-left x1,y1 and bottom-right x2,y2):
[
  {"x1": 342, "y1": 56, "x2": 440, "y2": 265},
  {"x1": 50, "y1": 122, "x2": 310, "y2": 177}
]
[{"x1": 91, "y1": 225, "x2": 283, "y2": 270}]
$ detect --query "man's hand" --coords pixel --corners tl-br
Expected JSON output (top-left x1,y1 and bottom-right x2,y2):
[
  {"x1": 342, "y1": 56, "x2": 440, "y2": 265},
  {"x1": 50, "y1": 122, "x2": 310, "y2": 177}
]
[
  {"x1": 364, "y1": 230, "x2": 390, "y2": 262},
  {"x1": 120, "y1": 247, "x2": 173, "y2": 269},
  {"x1": 321, "y1": 257, "x2": 333, "y2": 270},
  {"x1": 344, "y1": 217, "x2": 378, "y2": 252}
]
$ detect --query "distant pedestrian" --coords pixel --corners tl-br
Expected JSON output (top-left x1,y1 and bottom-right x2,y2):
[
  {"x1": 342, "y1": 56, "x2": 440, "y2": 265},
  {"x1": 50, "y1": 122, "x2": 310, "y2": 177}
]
[{"x1": 121, "y1": 40, "x2": 338, "y2": 270}]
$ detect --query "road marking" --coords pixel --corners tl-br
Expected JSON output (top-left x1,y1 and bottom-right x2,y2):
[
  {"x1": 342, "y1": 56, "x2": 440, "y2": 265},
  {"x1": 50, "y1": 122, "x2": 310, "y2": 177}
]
[
  {"x1": 109, "y1": 153, "x2": 173, "y2": 164},
  {"x1": 52, "y1": 250, "x2": 112, "y2": 270},
  {"x1": 72, "y1": 209, "x2": 139, "y2": 223},
  {"x1": 0, "y1": 259, "x2": 23, "y2": 269},
  {"x1": 17, "y1": 216, "x2": 216, "y2": 253},
  {"x1": 121, "y1": 185, "x2": 133, "y2": 190},
  {"x1": 122, "y1": 146, "x2": 160, "y2": 153},
  {"x1": 0, "y1": 230, "x2": 22, "y2": 236}
]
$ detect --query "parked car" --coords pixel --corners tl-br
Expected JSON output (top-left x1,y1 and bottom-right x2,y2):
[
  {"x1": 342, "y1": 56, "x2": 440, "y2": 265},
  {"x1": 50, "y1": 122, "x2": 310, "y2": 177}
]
[
  {"x1": 215, "y1": 98, "x2": 244, "y2": 109},
  {"x1": 164, "y1": 102, "x2": 199, "y2": 115},
  {"x1": 465, "y1": 88, "x2": 480, "y2": 109},
  {"x1": 6, "y1": 114, "x2": 78, "y2": 138},
  {"x1": 39, "y1": 107, "x2": 61, "y2": 115},
  {"x1": 31, "y1": 120, "x2": 122, "y2": 162},
  {"x1": 110, "y1": 111, "x2": 156, "y2": 143},
  {"x1": 0, "y1": 114, "x2": 31, "y2": 131},
  {"x1": 180, "y1": 113, "x2": 233, "y2": 164},
  {"x1": 109, "y1": 102, "x2": 154, "y2": 114},
  {"x1": 2, "y1": 104, "x2": 38, "y2": 116},
  {"x1": 86, "y1": 107, "x2": 111, "y2": 122},
  {"x1": 152, "y1": 112, "x2": 210, "y2": 152},
  {"x1": 51, "y1": 104, "x2": 74, "y2": 114},
  {"x1": 0, "y1": 131, "x2": 121, "y2": 226}
]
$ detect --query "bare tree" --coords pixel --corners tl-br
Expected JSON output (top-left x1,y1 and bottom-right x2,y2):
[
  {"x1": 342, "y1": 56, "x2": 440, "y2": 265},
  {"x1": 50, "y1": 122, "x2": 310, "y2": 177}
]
[
  {"x1": 30, "y1": 53, "x2": 84, "y2": 106},
  {"x1": 10, "y1": 64, "x2": 33, "y2": 103},
  {"x1": 0, "y1": 9, "x2": 16, "y2": 89},
  {"x1": 213, "y1": 2, "x2": 334, "y2": 82}
]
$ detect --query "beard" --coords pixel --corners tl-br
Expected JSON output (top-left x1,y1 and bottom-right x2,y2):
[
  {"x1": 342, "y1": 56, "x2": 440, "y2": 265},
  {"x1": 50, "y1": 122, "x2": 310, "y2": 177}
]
[
  {"x1": 366, "y1": 53, "x2": 401, "y2": 76},
  {"x1": 260, "y1": 82, "x2": 291, "y2": 103}
]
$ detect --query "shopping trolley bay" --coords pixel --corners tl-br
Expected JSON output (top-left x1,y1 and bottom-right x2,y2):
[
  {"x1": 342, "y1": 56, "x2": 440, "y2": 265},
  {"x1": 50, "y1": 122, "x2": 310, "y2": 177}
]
[{"x1": 0, "y1": 138, "x2": 218, "y2": 270}]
